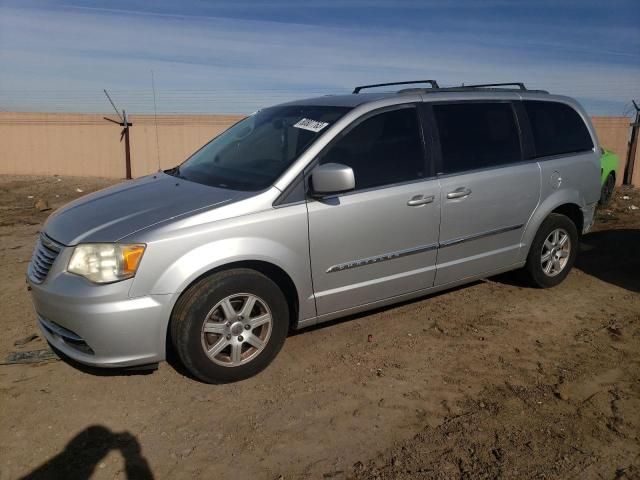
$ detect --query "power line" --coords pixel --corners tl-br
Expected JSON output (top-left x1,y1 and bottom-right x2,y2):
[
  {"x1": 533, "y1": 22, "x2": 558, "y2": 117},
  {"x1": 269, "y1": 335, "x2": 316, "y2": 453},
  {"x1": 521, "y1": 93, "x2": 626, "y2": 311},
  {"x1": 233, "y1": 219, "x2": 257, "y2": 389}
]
[{"x1": 1, "y1": 84, "x2": 638, "y2": 116}]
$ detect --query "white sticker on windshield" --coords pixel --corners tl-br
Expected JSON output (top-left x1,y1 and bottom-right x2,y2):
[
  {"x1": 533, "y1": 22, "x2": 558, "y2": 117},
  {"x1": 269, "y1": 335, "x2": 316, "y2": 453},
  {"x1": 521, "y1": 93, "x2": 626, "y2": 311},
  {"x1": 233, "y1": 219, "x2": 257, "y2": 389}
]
[{"x1": 293, "y1": 118, "x2": 329, "y2": 133}]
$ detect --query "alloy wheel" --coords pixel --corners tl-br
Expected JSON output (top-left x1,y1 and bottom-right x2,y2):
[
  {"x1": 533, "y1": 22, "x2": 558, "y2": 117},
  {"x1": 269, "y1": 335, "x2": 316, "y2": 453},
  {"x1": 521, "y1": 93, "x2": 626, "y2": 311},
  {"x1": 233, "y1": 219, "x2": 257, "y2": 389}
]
[
  {"x1": 540, "y1": 228, "x2": 571, "y2": 277},
  {"x1": 200, "y1": 293, "x2": 273, "y2": 367}
]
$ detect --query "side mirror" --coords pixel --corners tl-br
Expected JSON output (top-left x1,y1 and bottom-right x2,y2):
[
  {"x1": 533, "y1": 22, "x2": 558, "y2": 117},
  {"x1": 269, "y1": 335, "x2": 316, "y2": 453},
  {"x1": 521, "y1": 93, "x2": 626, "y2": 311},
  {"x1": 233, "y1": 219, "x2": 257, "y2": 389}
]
[{"x1": 310, "y1": 163, "x2": 355, "y2": 196}]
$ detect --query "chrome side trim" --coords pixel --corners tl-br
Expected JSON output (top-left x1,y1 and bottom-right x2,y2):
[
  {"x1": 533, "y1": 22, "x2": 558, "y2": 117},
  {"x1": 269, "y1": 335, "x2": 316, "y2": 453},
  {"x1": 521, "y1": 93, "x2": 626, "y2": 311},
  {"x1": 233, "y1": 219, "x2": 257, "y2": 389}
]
[
  {"x1": 325, "y1": 224, "x2": 523, "y2": 274},
  {"x1": 326, "y1": 243, "x2": 437, "y2": 273},
  {"x1": 439, "y1": 224, "x2": 524, "y2": 248}
]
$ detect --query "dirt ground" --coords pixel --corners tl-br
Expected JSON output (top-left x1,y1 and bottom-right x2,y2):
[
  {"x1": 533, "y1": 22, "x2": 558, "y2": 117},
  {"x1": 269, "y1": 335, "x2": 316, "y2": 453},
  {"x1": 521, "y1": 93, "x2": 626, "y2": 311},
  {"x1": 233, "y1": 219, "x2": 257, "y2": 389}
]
[{"x1": 0, "y1": 175, "x2": 638, "y2": 480}]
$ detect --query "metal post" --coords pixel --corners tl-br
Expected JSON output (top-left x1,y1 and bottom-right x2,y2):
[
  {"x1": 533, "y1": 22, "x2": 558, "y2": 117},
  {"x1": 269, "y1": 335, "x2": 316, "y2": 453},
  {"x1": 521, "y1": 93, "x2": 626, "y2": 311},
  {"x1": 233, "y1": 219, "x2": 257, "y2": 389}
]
[
  {"x1": 624, "y1": 100, "x2": 639, "y2": 185},
  {"x1": 123, "y1": 110, "x2": 132, "y2": 180},
  {"x1": 103, "y1": 91, "x2": 133, "y2": 180}
]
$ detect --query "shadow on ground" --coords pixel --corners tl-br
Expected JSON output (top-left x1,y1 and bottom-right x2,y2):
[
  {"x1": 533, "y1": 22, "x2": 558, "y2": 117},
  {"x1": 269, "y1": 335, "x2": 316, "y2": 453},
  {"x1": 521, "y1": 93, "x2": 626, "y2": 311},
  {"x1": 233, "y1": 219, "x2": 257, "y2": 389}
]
[
  {"x1": 576, "y1": 229, "x2": 640, "y2": 292},
  {"x1": 20, "y1": 425, "x2": 153, "y2": 480},
  {"x1": 493, "y1": 228, "x2": 640, "y2": 293}
]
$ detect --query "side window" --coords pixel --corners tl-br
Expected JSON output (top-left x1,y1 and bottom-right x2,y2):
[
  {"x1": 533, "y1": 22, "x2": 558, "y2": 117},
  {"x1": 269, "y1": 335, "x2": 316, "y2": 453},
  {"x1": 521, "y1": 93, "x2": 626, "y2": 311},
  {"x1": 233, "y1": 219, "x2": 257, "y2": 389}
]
[
  {"x1": 319, "y1": 107, "x2": 426, "y2": 191},
  {"x1": 433, "y1": 102, "x2": 522, "y2": 174},
  {"x1": 524, "y1": 101, "x2": 594, "y2": 158}
]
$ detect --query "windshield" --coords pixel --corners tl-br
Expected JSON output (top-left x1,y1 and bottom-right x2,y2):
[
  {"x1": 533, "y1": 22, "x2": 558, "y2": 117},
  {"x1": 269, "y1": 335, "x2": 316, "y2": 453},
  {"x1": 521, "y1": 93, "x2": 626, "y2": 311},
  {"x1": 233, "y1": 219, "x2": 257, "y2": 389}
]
[{"x1": 168, "y1": 105, "x2": 351, "y2": 190}]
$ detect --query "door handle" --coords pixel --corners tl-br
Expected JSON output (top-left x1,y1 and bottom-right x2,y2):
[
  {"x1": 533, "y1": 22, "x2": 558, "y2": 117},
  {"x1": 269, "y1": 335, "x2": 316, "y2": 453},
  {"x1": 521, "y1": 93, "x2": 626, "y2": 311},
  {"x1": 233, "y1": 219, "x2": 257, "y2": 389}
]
[
  {"x1": 446, "y1": 187, "x2": 472, "y2": 199},
  {"x1": 407, "y1": 194, "x2": 435, "y2": 206}
]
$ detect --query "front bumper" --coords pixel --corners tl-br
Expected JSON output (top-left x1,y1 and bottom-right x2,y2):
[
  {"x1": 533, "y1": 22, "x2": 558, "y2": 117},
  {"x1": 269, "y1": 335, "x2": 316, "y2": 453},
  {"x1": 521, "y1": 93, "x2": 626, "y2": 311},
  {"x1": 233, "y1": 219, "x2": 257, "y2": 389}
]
[{"x1": 28, "y1": 271, "x2": 173, "y2": 368}]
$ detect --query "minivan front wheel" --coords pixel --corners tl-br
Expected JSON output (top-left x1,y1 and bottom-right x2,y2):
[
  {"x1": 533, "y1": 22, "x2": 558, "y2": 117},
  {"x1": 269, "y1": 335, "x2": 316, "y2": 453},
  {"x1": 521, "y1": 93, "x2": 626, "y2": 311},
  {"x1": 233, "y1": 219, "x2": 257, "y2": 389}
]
[
  {"x1": 201, "y1": 293, "x2": 273, "y2": 368},
  {"x1": 523, "y1": 213, "x2": 578, "y2": 288},
  {"x1": 170, "y1": 269, "x2": 289, "y2": 383}
]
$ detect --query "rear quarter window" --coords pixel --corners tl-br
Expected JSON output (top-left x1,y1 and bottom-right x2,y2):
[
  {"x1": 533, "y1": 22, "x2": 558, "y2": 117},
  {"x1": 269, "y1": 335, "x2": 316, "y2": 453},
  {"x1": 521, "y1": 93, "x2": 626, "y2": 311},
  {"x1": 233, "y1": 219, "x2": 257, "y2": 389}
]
[{"x1": 524, "y1": 101, "x2": 593, "y2": 158}]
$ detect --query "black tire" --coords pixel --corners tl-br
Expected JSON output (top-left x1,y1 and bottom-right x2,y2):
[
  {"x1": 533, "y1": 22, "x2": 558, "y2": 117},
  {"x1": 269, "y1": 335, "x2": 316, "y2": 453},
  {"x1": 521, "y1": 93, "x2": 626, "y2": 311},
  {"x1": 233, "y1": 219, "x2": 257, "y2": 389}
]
[
  {"x1": 170, "y1": 268, "x2": 289, "y2": 383},
  {"x1": 523, "y1": 213, "x2": 578, "y2": 288},
  {"x1": 599, "y1": 173, "x2": 615, "y2": 206}
]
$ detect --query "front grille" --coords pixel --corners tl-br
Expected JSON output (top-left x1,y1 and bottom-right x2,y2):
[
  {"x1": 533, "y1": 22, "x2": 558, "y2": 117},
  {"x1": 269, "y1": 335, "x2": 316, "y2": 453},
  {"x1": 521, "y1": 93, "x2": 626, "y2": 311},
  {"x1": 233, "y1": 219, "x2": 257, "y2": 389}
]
[{"x1": 28, "y1": 233, "x2": 63, "y2": 283}]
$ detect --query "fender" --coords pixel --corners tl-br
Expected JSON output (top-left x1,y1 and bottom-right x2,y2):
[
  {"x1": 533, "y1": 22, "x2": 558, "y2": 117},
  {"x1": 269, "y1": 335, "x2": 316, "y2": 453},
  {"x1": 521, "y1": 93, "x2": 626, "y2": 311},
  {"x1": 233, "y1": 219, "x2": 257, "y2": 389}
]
[
  {"x1": 518, "y1": 188, "x2": 584, "y2": 264},
  {"x1": 123, "y1": 194, "x2": 317, "y2": 328},
  {"x1": 137, "y1": 236, "x2": 311, "y2": 362},
  {"x1": 157, "y1": 236, "x2": 304, "y2": 292}
]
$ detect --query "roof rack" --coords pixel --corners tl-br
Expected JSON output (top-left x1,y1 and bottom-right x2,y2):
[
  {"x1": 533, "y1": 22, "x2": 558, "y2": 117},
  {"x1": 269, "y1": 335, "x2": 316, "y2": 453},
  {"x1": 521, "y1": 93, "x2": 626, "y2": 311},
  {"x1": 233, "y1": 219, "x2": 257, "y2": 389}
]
[
  {"x1": 401, "y1": 83, "x2": 548, "y2": 95},
  {"x1": 353, "y1": 80, "x2": 548, "y2": 96},
  {"x1": 461, "y1": 82, "x2": 527, "y2": 90},
  {"x1": 353, "y1": 80, "x2": 439, "y2": 94}
]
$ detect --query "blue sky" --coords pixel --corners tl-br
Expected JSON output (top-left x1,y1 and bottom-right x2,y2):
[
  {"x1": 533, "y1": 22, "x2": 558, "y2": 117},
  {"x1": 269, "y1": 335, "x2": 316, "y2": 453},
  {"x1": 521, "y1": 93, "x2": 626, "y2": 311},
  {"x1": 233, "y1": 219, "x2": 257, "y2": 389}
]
[{"x1": 0, "y1": 0, "x2": 638, "y2": 115}]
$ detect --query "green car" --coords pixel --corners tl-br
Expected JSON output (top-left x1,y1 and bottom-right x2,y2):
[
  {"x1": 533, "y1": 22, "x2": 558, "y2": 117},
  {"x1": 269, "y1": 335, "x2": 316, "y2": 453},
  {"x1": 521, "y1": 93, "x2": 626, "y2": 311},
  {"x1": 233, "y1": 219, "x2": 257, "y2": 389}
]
[{"x1": 599, "y1": 147, "x2": 619, "y2": 205}]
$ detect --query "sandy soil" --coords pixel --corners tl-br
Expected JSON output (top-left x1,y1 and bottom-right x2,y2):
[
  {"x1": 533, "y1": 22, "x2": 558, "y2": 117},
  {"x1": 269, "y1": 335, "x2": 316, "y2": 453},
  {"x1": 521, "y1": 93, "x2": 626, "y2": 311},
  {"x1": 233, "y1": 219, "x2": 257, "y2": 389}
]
[{"x1": 0, "y1": 175, "x2": 638, "y2": 480}]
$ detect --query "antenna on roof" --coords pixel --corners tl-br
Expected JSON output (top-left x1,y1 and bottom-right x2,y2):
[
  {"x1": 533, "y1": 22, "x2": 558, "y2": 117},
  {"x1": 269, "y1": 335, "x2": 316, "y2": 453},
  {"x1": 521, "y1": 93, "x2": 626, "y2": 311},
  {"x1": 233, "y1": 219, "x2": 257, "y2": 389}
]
[
  {"x1": 103, "y1": 89, "x2": 133, "y2": 180},
  {"x1": 151, "y1": 70, "x2": 161, "y2": 173}
]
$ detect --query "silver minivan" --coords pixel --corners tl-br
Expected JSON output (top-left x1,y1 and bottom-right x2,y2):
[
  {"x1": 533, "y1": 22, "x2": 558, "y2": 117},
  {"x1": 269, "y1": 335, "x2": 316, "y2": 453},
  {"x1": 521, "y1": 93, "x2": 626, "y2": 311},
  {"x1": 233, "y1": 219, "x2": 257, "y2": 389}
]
[{"x1": 28, "y1": 81, "x2": 601, "y2": 383}]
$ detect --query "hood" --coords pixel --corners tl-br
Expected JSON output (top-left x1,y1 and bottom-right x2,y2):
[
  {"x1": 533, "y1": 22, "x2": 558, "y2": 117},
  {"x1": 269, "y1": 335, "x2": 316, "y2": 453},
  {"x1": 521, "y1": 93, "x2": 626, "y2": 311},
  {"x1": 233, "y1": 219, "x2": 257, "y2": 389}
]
[{"x1": 44, "y1": 173, "x2": 243, "y2": 245}]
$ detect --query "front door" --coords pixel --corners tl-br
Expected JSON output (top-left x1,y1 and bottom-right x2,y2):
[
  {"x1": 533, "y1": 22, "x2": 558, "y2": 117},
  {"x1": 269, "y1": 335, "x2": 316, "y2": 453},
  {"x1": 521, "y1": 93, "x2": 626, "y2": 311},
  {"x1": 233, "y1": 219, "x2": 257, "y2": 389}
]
[
  {"x1": 431, "y1": 101, "x2": 541, "y2": 285},
  {"x1": 306, "y1": 105, "x2": 441, "y2": 316}
]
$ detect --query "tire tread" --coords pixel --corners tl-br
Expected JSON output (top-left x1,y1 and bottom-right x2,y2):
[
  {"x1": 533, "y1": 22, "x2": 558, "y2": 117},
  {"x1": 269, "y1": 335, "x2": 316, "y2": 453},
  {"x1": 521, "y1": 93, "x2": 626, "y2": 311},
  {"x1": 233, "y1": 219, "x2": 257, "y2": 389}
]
[
  {"x1": 170, "y1": 268, "x2": 289, "y2": 383},
  {"x1": 523, "y1": 213, "x2": 579, "y2": 288}
]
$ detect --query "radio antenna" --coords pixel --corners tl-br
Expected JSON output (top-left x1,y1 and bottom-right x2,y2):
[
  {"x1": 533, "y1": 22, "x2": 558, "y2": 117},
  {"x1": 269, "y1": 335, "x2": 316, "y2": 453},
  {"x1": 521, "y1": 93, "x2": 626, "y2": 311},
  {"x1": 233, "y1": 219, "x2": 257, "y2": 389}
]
[{"x1": 151, "y1": 70, "x2": 161, "y2": 172}]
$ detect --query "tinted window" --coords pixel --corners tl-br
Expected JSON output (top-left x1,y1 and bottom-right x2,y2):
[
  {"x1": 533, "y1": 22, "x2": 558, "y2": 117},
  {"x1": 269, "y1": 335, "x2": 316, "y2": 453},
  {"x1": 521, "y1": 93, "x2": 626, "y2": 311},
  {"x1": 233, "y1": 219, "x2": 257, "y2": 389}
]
[
  {"x1": 434, "y1": 102, "x2": 522, "y2": 174},
  {"x1": 172, "y1": 105, "x2": 350, "y2": 191},
  {"x1": 524, "y1": 101, "x2": 593, "y2": 158},
  {"x1": 319, "y1": 107, "x2": 425, "y2": 190}
]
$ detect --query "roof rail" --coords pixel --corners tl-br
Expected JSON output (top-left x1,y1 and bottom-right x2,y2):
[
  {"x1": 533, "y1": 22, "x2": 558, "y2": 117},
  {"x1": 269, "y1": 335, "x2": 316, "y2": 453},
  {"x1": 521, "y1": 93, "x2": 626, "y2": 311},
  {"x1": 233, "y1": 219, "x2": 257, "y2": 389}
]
[
  {"x1": 353, "y1": 80, "x2": 439, "y2": 94},
  {"x1": 462, "y1": 82, "x2": 527, "y2": 90}
]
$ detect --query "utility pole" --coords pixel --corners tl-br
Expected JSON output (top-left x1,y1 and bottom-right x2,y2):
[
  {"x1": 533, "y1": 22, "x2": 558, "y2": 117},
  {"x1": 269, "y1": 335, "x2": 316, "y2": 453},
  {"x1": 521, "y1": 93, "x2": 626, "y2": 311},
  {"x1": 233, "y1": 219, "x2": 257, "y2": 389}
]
[
  {"x1": 624, "y1": 100, "x2": 639, "y2": 185},
  {"x1": 103, "y1": 90, "x2": 133, "y2": 180}
]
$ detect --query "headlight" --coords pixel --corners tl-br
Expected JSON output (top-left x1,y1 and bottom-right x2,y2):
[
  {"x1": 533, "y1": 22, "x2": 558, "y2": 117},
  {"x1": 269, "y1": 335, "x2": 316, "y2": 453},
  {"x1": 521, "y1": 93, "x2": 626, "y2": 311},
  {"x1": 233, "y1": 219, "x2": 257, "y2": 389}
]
[{"x1": 68, "y1": 243, "x2": 146, "y2": 283}]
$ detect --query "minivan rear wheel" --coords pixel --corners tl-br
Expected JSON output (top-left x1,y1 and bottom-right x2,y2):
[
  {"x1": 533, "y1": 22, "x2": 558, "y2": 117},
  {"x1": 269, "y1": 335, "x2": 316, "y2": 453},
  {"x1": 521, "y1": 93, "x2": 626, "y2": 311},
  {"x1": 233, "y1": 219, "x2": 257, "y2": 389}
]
[
  {"x1": 170, "y1": 269, "x2": 289, "y2": 383},
  {"x1": 523, "y1": 213, "x2": 578, "y2": 288}
]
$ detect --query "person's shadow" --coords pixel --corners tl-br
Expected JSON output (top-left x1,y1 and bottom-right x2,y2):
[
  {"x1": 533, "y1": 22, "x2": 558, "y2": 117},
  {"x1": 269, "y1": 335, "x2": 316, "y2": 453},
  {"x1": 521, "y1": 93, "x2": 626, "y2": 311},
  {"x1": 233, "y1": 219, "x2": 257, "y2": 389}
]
[{"x1": 20, "y1": 425, "x2": 153, "y2": 480}]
